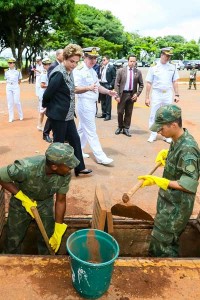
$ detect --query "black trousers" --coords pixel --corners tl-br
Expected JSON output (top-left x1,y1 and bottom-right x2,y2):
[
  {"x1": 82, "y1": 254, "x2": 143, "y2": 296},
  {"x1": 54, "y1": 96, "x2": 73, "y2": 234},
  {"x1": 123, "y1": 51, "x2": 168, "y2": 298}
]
[
  {"x1": 43, "y1": 118, "x2": 52, "y2": 137},
  {"x1": 117, "y1": 92, "x2": 134, "y2": 129},
  {"x1": 99, "y1": 83, "x2": 112, "y2": 118},
  {"x1": 49, "y1": 118, "x2": 85, "y2": 172}
]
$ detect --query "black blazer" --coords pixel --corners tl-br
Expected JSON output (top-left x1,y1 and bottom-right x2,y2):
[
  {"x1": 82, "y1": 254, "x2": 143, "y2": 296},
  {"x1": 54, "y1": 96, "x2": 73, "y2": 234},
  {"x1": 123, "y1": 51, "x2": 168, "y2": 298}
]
[
  {"x1": 99, "y1": 64, "x2": 116, "y2": 89},
  {"x1": 42, "y1": 71, "x2": 71, "y2": 121}
]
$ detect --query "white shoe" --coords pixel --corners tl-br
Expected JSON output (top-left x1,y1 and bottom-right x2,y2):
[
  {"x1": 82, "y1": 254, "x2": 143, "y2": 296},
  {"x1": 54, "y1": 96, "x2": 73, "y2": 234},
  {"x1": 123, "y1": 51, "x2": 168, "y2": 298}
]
[
  {"x1": 82, "y1": 152, "x2": 90, "y2": 158},
  {"x1": 19, "y1": 117, "x2": 23, "y2": 121},
  {"x1": 147, "y1": 136, "x2": 156, "y2": 143},
  {"x1": 97, "y1": 157, "x2": 113, "y2": 165},
  {"x1": 9, "y1": 119, "x2": 13, "y2": 123},
  {"x1": 163, "y1": 137, "x2": 172, "y2": 144},
  {"x1": 37, "y1": 125, "x2": 43, "y2": 131}
]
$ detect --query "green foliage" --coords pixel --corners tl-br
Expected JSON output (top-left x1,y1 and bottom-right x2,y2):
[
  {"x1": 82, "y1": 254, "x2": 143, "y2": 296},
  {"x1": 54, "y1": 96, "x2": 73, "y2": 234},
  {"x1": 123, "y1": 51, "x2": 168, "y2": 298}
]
[{"x1": 0, "y1": 0, "x2": 75, "y2": 66}]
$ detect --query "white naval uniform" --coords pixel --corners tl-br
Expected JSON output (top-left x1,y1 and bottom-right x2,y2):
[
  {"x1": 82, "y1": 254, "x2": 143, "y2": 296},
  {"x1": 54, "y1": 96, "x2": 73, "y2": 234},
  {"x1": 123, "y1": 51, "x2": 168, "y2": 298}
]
[
  {"x1": 35, "y1": 64, "x2": 44, "y2": 97},
  {"x1": 73, "y1": 63, "x2": 110, "y2": 163},
  {"x1": 146, "y1": 61, "x2": 179, "y2": 137},
  {"x1": 4, "y1": 68, "x2": 23, "y2": 121},
  {"x1": 38, "y1": 70, "x2": 48, "y2": 113}
]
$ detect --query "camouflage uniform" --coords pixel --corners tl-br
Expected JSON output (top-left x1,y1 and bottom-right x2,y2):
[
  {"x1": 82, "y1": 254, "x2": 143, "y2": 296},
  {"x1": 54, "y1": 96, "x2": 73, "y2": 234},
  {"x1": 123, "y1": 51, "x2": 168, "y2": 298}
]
[
  {"x1": 149, "y1": 109, "x2": 200, "y2": 256},
  {"x1": 189, "y1": 68, "x2": 197, "y2": 89},
  {"x1": 0, "y1": 143, "x2": 79, "y2": 254}
]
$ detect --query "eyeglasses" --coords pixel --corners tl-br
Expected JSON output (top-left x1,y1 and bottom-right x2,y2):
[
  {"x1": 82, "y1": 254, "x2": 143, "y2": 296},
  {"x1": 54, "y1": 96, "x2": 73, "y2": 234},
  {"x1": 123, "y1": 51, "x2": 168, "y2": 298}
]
[{"x1": 8, "y1": 62, "x2": 15, "y2": 64}]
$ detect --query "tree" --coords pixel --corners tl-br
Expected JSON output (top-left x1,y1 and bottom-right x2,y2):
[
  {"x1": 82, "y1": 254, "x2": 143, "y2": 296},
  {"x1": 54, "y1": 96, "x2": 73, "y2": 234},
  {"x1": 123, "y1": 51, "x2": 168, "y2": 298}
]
[
  {"x1": 0, "y1": 0, "x2": 75, "y2": 67},
  {"x1": 74, "y1": 4, "x2": 126, "y2": 55}
]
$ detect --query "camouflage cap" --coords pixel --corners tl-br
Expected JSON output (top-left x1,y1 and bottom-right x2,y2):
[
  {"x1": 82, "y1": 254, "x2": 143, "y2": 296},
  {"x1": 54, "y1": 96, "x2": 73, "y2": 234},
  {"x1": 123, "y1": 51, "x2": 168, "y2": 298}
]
[
  {"x1": 45, "y1": 143, "x2": 80, "y2": 168},
  {"x1": 150, "y1": 104, "x2": 182, "y2": 132}
]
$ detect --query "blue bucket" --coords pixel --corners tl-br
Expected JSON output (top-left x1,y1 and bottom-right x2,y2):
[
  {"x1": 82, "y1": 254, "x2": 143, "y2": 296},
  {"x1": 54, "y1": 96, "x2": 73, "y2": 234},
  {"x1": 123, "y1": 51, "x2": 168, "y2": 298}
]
[{"x1": 66, "y1": 229, "x2": 119, "y2": 299}]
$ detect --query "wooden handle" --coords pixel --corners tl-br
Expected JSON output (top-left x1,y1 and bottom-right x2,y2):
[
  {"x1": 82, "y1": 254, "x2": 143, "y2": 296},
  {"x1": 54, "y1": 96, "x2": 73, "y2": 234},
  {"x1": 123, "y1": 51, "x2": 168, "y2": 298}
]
[
  {"x1": 122, "y1": 162, "x2": 162, "y2": 203},
  {"x1": 31, "y1": 206, "x2": 55, "y2": 255}
]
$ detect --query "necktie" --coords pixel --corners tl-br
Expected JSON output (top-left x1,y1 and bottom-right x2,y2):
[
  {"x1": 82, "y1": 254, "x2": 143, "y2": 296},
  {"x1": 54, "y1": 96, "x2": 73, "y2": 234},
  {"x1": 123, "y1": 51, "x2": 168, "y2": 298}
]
[{"x1": 129, "y1": 68, "x2": 132, "y2": 90}]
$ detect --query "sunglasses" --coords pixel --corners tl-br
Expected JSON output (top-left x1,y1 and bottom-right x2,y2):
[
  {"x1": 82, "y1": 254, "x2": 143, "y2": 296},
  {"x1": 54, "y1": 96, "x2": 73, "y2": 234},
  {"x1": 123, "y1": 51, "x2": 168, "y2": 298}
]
[{"x1": 8, "y1": 62, "x2": 15, "y2": 64}]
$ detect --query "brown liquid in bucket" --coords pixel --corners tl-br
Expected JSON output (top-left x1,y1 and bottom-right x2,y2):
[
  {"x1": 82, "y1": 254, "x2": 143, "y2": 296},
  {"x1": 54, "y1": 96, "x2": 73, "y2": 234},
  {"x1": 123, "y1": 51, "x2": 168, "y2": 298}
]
[{"x1": 86, "y1": 230, "x2": 102, "y2": 264}]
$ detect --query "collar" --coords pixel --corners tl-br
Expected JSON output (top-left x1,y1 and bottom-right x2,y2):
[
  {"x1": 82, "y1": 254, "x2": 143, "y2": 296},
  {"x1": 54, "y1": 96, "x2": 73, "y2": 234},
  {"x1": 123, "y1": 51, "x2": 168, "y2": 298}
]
[{"x1": 170, "y1": 128, "x2": 187, "y2": 151}]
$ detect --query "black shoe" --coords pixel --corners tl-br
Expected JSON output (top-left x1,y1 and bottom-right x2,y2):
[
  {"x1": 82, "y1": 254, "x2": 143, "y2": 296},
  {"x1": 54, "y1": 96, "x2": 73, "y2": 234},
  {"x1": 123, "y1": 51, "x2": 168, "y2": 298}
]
[
  {"x1": 123, "y1": 128, "x2": 131, "y2": 137},
  {"x1": 104, "y1": 116, "x2": 111, "y2": 121},
  {"x1": 97, "y1": 115, "x2": 106, "y2": 118},
  {"x1": 115, "y1": 128, "x2": 122, "y2": 135},
  {"x1": 43, "y1": 135, "x2": 52, "y2": 143},
  {"x1": 75, "y1": 169, "x2": 92, "y2": 177}
]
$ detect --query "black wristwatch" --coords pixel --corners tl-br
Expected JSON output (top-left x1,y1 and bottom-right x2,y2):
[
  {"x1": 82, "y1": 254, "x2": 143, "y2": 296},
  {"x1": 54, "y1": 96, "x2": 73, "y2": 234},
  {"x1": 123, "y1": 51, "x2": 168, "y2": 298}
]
[{"x1": 175, "y1": 94, "x2": 179, "y2": 97}]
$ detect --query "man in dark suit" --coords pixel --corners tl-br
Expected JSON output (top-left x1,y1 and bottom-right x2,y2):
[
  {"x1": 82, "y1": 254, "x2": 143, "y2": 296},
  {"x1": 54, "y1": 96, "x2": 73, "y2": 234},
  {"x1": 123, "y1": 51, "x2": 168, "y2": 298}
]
[
  {"x1": 43, "y1": 49, "x2": 63, "y2": 143},
  {"x1": 114, "y1": 54, "x2": 144, "y2": 137},
  {"x1": 47, "y1": 49, "x2": 63, "y2": 77},
  {"x1": 98, "y1": 55, "x2": 116, "y2": 120}
]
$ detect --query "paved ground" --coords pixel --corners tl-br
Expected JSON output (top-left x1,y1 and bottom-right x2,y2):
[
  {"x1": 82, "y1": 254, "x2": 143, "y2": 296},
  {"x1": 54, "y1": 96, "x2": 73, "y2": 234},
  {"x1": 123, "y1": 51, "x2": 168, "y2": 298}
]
[{"x1": 0, "y1": 68, "x2": 200, "y2": 219}]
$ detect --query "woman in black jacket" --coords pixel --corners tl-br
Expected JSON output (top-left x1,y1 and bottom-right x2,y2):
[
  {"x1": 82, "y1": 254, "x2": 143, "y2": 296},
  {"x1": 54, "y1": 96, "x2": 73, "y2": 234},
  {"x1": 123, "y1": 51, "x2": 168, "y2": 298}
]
[{"x1": 43, "y1": 44, "x2": 92, "y2": 176}]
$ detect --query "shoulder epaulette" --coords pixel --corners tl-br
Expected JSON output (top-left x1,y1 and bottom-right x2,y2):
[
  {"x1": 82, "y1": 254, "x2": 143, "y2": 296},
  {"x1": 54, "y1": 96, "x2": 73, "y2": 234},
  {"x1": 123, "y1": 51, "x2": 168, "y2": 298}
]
[
  {"x1": 17, "y1": 68, "x2": 21, "y2": 71},
  {"x1": 170, "y1": 61, "x2": 175, "y2": 65},
  {"x1": 4, "y1": 68, "x2": 8, "y2": 72},
  {"x1": 42, "y1": 70, "x2": 47, "y2": 74},
  {"x1": 150, "y1": 62, "x2": 157, "y2": 67}
]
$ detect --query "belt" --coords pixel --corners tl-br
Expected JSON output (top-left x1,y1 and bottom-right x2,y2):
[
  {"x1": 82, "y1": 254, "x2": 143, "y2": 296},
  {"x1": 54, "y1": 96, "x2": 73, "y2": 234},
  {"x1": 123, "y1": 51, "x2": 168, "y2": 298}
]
[{"x1": 123, "y1": 90, "x2": 133, "y2": 93}]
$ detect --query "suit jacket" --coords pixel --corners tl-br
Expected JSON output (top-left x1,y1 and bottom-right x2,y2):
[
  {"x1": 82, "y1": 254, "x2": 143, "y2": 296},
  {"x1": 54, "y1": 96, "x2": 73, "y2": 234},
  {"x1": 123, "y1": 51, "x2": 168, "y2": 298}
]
[
  {"x1": 47, "y1": 60, "x2": 59, "y2": 78},
  {"x1": 99, "y1": 64, "x2": 116, "y2": 89},
  {"x1": 114, "y1": 66, "x2": 144, "y2": 97}
]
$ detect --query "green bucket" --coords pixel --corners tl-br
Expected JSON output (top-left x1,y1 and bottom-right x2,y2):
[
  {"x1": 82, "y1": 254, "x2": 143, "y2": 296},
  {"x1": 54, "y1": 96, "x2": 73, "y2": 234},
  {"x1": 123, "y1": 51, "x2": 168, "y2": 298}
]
[{"x1": 66, "y1": 229, "x2": 119, "y2": 299}]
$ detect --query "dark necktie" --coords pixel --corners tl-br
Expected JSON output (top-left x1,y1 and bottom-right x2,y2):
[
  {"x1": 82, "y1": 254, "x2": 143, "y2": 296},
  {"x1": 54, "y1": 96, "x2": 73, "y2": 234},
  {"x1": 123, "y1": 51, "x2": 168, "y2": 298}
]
[{"x1": 129, "y1": 68, "x2": 133, "y2": 90}]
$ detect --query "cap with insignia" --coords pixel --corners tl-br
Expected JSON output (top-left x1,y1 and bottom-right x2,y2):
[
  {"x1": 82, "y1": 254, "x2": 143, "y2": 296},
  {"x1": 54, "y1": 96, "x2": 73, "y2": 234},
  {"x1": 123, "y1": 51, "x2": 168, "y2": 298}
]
[
  {"x1": 42, "y1": 57, "x2": 51, "y2": 65},
  {"x1": 7, "y1": 57, "x2": 16, "y2": 63},
  {"x1": 150, "y1": 104, "x2": 181, "y2": 132},
  {"x1": 36, "y1": 56, "x2": 42, "y2": 61},
  {"x1": 45, "y1": 142, "x2": 80, "y2": 168},
  {"x1": 161, "y1": 47, "x2": 173, "y2": 56},
  {"x1": 83, "y1": 47, "x2": 100, "y2": 57}
]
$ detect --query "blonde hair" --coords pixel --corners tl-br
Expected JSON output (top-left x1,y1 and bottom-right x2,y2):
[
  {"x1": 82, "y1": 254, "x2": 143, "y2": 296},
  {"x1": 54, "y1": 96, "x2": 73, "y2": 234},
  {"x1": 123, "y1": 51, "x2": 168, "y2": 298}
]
[{"x1": 63, "y1": 44, "x2": 83, "y2": 60}]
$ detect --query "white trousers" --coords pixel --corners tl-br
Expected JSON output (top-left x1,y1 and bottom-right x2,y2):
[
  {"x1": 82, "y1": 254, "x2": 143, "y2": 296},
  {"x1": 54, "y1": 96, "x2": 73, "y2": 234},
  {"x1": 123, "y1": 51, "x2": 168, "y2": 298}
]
[
  {"x1": 6, "y1": 85, "x2": 23, "y2": 121},
  {"x1": 77, "y1": 100, "x2": 108, "y2": 162},
  {"x1": 149, "y1": 89, "x2": 173, "y2": 136},
  {"x1": 35, "y1": 76, "x2": 40, "y2": 97}
]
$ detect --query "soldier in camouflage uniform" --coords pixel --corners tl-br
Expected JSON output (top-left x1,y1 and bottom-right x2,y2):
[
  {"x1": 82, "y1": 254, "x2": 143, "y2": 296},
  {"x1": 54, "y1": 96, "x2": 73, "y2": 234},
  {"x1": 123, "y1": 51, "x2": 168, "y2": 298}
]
[
  {"x1": 138, "y1": 105, "x2": 200, "y2": 257},
  {"x1": 188, "y1": 65, "x2": 197, "y2": 90},
  {"x1": 0, "y1": 143, "x2": 79, "y2": 254}
]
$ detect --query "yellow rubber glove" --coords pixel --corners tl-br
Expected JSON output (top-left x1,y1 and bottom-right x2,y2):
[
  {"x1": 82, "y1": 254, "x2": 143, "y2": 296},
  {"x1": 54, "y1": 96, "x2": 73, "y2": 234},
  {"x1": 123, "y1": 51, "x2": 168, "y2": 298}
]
[
  {"x1": 155, "y1": 149, "x2": 169, "y2": 166},
  {"x1": 15, "y1": 190, "x2": 37, "y2": 218},
  {"x1": 138, "y1": 175, "x2": 170, "y2": 190},
  {"x1": 49, "y1": 222, "x2": 67, "y2": 253}
]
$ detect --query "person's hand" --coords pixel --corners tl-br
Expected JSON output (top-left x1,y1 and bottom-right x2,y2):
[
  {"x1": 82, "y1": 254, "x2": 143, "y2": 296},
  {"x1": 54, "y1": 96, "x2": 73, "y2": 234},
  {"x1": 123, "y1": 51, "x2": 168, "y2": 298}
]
[
  {"x1": 145, "y1": 98, "x2": 150, "y2": 107},
  {"x1": 155, "y1": 149, "x2": 169, "y2": 166},
  {"x1": 138, "y1": 175, "x2": 170, "y2": 190},
  {"x1": 15, "y1": 190, "x2": 37, "y2": 218},
  {"x1": 131, "y1": 93, "x2": 138, "y2": 102},
  {"x1": 49, "y1": 223, "x2": 67, "y2": 253},
  {"x1": 108, "y1": 89, "x2": 118, "y2": 97},
  {"x1": 115, "y1": 96, "x2": 120, "y2": 103},
  {"x1": 88, "y1": 83, "x2": 98, "y2": 93}
]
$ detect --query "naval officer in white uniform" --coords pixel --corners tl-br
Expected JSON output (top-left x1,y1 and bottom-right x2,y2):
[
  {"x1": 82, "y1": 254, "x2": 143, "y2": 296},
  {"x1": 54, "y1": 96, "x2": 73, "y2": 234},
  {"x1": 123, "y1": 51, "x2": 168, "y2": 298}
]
[
  {"x1": 4, "y1": 57, "x2": 23, "y2": 122},
  {"x1": 145, "y1": 47, "x2": 180, "y2": 143},
  {"x1": 73, "y1": 47, "x2": 116, "y2": 165}
]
